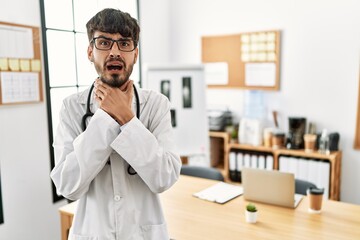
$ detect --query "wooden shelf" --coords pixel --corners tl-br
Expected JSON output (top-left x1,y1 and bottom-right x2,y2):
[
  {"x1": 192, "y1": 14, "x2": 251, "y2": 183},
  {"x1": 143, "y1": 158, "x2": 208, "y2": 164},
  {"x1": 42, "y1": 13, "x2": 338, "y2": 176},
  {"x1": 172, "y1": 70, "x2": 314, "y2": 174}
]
[{"x1": 209, "y1": 132, "x2": 342, "y2": 201}]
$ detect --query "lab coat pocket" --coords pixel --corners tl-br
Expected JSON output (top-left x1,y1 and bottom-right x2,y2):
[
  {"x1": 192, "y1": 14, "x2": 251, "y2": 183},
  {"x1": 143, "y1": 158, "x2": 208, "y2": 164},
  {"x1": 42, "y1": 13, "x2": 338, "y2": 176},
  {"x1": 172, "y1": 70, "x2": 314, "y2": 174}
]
[
  {"x1": 140, "y1": 223, "x2": 169, "y2": 240},
  {"x1": 70, "y1": 234, "x2": 99, "y2": 240}
]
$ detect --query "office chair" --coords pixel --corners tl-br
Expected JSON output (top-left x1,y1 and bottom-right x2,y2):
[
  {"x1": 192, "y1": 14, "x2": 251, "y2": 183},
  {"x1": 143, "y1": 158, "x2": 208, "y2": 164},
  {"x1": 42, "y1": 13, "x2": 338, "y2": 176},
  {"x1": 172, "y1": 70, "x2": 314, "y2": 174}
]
[
  {"x1": 295, "y1": 179, "x2": 317, "y2": 195},
  {"x1": 180, "y1": 165, "x2": 224, "y2": 181}
]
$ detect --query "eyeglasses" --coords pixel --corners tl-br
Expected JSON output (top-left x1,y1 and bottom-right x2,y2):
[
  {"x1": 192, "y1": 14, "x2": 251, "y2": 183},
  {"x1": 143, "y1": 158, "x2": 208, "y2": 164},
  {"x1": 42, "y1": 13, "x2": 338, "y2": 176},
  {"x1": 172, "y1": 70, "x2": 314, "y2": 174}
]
[{"x1": 91, "y1": 36, "x2": 136, "y2": 52}]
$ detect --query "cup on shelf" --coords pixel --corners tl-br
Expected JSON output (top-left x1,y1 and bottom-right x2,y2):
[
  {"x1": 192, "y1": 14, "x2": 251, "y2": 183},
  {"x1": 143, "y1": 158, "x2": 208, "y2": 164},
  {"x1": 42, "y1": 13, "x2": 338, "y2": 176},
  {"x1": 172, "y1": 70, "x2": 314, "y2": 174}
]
[
  {"x1": 272, "y1": 132, "x2": 285, "y2": 149},
  {"x1": 263, "y1": 128, "x2": 273, "y2": 148},
  {"x1": 304, "y1": 134, "x2": 317, "y2": 153},
  {"x1": 307, "y1": 187, "x2": 324, "y2": 214}
]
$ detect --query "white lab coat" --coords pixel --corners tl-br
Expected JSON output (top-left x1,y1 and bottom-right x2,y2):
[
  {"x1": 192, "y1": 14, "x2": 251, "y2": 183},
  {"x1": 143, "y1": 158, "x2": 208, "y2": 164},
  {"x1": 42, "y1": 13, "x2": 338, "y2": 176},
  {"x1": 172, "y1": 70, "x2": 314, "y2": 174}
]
[{"x1": 50, "y1": 86, "x2": 181, "y2": 240}]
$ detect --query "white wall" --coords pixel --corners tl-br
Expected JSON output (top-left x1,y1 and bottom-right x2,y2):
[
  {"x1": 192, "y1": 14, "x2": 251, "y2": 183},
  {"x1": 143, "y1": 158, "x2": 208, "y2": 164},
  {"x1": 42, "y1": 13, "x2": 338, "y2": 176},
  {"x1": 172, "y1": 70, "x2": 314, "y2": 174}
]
[
  {"x1": 139, "y1": 0, "x2": 171, "y2": 65},
  {"x1": 141, "y1": 0, "x2": 360, "y2": 204},
  {"x1": 170, "y1": 0, "x2": 360, "y2": 204},
  {"x1": 0, "y1": 0, "x2": 66, "y2": 239}
]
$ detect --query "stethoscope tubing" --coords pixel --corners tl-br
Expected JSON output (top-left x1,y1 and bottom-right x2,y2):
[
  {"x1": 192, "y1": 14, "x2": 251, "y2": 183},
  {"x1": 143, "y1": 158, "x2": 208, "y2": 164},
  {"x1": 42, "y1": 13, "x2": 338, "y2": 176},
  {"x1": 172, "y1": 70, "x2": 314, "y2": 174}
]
[{"x1": 81, "y1": 81, "x2": 140, "y2": 175}]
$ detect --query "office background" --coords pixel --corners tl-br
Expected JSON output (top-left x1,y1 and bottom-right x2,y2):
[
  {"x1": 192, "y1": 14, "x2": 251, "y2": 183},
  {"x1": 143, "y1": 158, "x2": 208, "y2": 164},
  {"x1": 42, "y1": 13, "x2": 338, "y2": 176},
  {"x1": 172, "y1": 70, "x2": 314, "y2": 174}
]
[{"x1": 0, "y1": 0, "x2": 359, "y2": 239}]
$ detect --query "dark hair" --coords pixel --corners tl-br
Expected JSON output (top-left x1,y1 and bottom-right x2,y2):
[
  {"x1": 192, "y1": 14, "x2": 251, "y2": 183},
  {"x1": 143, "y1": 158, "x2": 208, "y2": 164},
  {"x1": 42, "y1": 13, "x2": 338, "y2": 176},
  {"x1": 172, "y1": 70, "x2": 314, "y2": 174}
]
[{"x1": 86, "y1": 8, "x2": 140, "y2": 47}]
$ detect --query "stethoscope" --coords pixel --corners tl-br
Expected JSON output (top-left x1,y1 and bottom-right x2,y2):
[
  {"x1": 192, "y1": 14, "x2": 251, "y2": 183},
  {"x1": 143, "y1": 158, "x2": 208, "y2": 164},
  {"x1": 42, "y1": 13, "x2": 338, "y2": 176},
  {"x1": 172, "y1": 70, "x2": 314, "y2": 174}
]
[{"x1": 81, "y1": 82, "x2": 140, "y2": 175}]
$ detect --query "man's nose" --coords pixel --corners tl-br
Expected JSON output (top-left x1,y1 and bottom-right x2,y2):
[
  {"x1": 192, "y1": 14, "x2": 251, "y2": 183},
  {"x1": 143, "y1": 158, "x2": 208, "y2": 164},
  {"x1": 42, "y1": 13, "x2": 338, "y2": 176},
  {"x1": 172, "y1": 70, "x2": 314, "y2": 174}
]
[{"x1": 109, "y1": 42, "x2": 122, "y2": 58}]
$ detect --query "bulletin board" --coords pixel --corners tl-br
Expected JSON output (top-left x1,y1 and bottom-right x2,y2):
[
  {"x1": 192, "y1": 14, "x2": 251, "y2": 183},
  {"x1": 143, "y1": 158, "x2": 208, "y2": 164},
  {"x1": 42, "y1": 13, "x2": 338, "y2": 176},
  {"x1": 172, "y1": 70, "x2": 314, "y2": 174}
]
[
  {"x1": 202, "y1": 30, "x2": 281, "y2": 90},
  {"x1": 0, "y1": 21, "x2": 43, "y2": 105}
]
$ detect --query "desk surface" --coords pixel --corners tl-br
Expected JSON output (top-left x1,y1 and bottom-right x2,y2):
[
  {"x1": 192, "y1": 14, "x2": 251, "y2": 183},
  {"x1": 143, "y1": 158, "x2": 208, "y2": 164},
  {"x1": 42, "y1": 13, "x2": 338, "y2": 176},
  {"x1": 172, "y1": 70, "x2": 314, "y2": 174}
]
[{"x1": 60, "y1": 175, "x2": 360, "y2": 240}]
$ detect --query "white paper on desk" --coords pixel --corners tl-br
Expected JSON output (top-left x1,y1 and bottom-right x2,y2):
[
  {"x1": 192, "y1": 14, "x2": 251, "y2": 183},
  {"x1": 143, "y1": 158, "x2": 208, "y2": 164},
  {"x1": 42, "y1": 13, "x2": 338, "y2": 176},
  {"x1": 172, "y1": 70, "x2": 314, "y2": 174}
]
[
  {"x1": 193, "y1": 182, "x2": 243, "y2": 204},
  {"x1": 1, "y1": 71, "x2": 39, "y2": 103},
  {"x1": 245, "y1": 63, "x2": 276, "y2": 87},
  {"x1": 204, "y1": 62, "x2": 228, "y2": 85}
]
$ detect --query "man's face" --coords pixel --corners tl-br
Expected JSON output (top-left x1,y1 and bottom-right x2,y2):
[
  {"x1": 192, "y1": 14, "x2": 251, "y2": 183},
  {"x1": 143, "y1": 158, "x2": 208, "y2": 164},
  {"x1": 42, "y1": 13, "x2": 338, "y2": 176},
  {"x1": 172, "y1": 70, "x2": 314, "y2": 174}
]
[{"x1": 87, "y1": 31, "x2": 138, "y2": 88}]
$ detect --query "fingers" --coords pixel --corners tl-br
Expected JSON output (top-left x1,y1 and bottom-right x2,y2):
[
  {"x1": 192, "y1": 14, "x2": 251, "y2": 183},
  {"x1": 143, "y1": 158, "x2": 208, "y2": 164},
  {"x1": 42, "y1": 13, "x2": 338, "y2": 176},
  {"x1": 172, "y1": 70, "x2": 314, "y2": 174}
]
[
  {"x1": 93, "y1": 79, "x2": 133, "y2": 101},
  {"x1": 94, "y1": 79, "x2": 109, "y2": 100}
]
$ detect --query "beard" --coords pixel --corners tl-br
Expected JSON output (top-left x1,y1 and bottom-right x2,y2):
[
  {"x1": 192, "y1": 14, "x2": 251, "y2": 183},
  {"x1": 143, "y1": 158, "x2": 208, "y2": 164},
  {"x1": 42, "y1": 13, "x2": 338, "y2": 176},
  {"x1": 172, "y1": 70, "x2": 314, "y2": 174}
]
[{"x1": 96, "y1": 58, "x2": 135, "y2": 88}]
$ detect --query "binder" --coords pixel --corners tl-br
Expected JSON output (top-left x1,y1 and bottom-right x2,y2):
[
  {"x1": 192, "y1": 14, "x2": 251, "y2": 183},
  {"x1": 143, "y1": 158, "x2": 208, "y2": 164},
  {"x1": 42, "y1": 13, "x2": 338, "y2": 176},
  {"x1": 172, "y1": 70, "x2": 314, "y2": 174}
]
[
  {"x1": 308, "y1": 160, "x2": 319, "y2": 192},
  {"x1": 317, "y1": 161, "x2": 330, "y2": 199},
  {"x1": 258, "y1": 155, "x2": 266, "y2": 169},
  {"x1": 236, "y1": 152, "x2": 244, "y2": 182},
  {"x1": 297, "y1": 159, "x2": 309, "y2": 181},
  {"x1": 288, "y1": 157, "x2": 298, "y2": 178},
  {"x1": 229, "y1": 152, "x2": 237, "y2": 182},
  {"x1": 279, "y1": 156, "x2": 289, "y2": 172},
  {"x1": 250, "y1": 154, "x2": 258, "y2": 168},
  {"x1": 266, "y1": 155, "x2": 274, "y2": 170},
  {"x1": 244, "y1": 154, "x2": 251, "y2": 168}
]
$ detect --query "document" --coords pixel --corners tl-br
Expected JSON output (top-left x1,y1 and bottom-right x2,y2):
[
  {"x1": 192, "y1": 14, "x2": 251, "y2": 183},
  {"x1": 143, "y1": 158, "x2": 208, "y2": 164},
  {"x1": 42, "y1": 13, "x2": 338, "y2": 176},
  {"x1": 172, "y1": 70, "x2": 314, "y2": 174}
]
[
  {"x1": 204, "y1": 62, "x2": 228, "y2": 85},
  {"x1": 245, "y1": 63, "x2": 276, "y2": 87},
  {"x1": 0, "y1": 24, "x2": 34, "y2": 59},
  {"x1": 0, "y1": 71, "x2": 39, "y2": 103},
  {"x1": 193, "y1": 182, "x2": 243, "y2": 204},
  {"x1": 0, "y1": 58, "x2": 8, "y2": 71}
]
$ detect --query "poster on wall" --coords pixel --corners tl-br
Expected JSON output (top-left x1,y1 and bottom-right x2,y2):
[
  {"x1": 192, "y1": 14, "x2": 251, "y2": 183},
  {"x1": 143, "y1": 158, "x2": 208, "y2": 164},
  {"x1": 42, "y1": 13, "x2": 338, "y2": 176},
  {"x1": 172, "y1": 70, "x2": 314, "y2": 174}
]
[{"x1": 144, "y1": 64, "x2": 210, "y2": 166}]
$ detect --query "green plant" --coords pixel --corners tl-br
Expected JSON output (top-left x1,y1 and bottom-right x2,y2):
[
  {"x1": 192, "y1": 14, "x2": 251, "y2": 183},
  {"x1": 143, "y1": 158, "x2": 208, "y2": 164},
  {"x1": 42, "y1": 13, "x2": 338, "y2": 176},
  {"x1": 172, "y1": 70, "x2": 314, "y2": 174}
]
[
  {"x1": 231, "y1": 127, "x2": 238, "y2": 139},
  {"x1": 246, "y1": 203, "x2": 257, "y2": 212}
]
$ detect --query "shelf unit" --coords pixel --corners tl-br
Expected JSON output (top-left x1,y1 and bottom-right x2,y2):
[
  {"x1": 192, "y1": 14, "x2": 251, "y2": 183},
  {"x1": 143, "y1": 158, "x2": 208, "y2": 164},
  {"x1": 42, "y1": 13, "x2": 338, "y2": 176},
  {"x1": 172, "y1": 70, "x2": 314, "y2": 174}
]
[{"x1": 209, "y1": 131, "x2": 342, "y2": 200}]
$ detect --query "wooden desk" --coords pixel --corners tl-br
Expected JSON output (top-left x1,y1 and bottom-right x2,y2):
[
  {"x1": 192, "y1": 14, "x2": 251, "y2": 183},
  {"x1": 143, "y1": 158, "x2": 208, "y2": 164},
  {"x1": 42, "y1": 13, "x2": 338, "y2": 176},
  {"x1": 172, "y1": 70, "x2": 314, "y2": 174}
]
[
  {"x1": 59, "y1": 175, "x2": 360, "y2": 240},
  {"x1": 59, "y1": 202, "x2": 76, "y2": 240}
]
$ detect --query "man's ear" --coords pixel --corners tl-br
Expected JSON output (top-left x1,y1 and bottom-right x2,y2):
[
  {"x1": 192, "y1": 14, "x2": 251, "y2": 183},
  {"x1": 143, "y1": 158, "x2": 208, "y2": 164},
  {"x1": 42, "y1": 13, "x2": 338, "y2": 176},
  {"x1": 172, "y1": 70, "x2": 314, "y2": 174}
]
[
  {"x1": 133, "y1": 48, "x2": 139, "y2": 64},
  {"x1": 87, "y1": 45, "x2": 94, "y2": 62}
]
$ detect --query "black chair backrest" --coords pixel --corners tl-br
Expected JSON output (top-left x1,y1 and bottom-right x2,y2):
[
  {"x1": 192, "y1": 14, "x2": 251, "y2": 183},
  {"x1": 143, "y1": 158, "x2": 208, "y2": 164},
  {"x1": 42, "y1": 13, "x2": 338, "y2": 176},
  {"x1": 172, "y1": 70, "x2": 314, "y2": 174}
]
[
  {"x1": 180, "y1": 165, "x2": 224, "y2": 181},
  {"x1": 295, "y1": 179, "x2": 317, "y2": 195}
]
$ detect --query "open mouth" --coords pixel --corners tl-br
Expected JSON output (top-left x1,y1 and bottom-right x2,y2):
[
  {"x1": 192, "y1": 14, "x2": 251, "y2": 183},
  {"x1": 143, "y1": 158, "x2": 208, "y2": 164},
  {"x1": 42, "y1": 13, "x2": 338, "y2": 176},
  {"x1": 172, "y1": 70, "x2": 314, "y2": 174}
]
[{"x1": 106, "y1": 62, "x2": 124, "y2": 71}]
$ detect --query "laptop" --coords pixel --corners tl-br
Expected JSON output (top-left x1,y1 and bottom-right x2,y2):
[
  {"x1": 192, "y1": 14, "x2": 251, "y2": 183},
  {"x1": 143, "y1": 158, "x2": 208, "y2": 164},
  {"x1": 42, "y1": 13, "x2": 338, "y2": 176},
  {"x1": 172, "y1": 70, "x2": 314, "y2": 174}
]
[{"x1": 242, "y1": 168, "x2": 304, "y2": 208}]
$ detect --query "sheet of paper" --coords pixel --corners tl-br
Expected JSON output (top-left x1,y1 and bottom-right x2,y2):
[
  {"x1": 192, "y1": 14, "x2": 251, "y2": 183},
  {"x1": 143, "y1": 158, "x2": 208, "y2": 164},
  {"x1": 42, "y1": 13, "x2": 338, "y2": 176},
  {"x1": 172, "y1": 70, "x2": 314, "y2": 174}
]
[
  {"x1": 0, "y1": 72, "x2": 39, "y2": 103},
  {"x1": 31, "y1": 59, "x2": 41, "y2": 72},
  {"x1": 204, "y1": 62, "x2": 229, "y2": 85},
  {"x1": 8, "y1": 59, "x2": 20, "y2": 71},
  {"x1": 0, "y1": 58, "x2": 8, "y2": 71},
  {"x1": 0, "y1": 24, "x2": 34, "y2": 59},
  {"x1": 20, "y1": 59, "x2": 30, "y2": 71},
  {"x1": 193, "y1": 182, "x2": 243, "y2": 204},
  {"x1": 245, "y1": 63, "x2": 276, "y2": 87}
]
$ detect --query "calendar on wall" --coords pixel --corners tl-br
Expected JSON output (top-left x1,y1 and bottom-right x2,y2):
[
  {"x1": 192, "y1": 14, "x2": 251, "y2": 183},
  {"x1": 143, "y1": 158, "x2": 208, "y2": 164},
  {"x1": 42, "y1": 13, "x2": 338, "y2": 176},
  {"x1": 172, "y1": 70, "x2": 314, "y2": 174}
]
[{"x1": 0, "y1": 21, "x2": 43, "y2": 105}]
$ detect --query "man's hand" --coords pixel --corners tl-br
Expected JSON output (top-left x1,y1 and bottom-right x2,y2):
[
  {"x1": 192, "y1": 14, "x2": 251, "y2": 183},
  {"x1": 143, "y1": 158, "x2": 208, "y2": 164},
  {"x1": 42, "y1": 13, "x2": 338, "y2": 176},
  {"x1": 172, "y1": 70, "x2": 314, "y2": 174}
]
[{"x1": 94, "y1": 78, "x2": 135, "y2": 125}]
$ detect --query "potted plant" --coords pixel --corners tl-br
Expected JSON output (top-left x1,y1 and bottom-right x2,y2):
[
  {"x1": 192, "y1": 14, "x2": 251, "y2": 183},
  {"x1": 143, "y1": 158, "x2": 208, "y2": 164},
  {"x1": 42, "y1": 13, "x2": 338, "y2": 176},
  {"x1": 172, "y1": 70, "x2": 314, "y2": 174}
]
[{"x1": 245, "y1": 203, "x2": 258, "y2": 223}]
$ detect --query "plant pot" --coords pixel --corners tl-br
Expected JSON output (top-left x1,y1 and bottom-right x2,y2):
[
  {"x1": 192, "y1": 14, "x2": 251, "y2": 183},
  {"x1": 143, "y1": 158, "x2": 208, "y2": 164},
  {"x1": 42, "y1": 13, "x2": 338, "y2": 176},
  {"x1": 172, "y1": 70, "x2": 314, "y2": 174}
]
[{"x1": 245, "y1": 210, "x2": 258, "y2": 223}]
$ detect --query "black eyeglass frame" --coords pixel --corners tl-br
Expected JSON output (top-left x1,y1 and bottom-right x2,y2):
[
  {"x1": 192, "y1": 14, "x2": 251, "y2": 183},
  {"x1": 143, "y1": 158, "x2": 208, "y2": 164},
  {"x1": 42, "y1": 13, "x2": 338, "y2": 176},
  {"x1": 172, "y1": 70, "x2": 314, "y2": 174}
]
[{"x1": 91, "y1": 36, "x2": 137, "y2": 52}]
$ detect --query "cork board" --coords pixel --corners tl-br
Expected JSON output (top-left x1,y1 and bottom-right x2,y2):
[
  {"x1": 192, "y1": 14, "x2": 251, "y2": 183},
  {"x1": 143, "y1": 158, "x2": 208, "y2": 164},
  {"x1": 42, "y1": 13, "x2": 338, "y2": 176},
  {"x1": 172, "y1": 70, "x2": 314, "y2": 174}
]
[
  {"x1": 202, "y1": 30, "x2": 280, "y2": 90},
  {"x1": 0, "y1": 21, "x2": 43, "y2": 105}
]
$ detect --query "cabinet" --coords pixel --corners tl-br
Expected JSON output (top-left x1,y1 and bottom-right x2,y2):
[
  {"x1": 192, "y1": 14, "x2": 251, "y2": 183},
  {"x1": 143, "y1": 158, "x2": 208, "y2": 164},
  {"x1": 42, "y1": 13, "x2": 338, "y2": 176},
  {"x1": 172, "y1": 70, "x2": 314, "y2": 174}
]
[{"x1": 209, "y1": 131, "x2": 342, "y2": 201}]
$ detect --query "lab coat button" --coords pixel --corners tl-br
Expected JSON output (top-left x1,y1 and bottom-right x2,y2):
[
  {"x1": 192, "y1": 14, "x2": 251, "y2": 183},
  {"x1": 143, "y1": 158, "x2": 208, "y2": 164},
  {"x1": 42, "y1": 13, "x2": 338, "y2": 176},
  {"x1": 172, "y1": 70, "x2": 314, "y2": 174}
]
[{"x1": 114, "y1": 195, "x2": 121, "y2": 201}]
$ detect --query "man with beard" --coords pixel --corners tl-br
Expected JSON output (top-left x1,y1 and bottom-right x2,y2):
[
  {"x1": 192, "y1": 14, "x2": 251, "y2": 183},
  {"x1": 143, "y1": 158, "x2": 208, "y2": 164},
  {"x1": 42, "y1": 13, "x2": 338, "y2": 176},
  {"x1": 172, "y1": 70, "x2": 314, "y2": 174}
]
[{"x1": 50, "y1": 8, "x2": 181, "y2": 240}]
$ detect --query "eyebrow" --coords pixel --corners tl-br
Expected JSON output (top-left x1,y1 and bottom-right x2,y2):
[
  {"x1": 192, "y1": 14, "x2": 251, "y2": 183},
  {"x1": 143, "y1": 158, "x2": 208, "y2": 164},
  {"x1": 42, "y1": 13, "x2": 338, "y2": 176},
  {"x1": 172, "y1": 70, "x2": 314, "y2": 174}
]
[{"x1": 95, "y1": 35, "x2": 132, "y2": 41}]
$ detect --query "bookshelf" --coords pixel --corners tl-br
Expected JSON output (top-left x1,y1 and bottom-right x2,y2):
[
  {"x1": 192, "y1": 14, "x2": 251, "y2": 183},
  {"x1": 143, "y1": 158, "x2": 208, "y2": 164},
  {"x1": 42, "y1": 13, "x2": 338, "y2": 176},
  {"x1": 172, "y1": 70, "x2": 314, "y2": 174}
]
[{"x1": 209, "y1": 131, "x2": 342, "y2": 200}]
